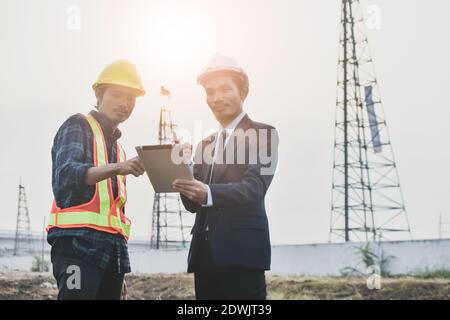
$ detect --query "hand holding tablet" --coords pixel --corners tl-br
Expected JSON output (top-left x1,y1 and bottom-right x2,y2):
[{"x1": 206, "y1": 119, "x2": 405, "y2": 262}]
[{"x1": 135, "y1": 144, "x2": 194, "y2": 193}]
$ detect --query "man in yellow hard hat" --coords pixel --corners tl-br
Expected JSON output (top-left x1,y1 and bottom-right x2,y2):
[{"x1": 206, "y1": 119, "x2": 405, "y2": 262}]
[{"x1": 47, "y1": 60, "x2": 146, "y2": 300}]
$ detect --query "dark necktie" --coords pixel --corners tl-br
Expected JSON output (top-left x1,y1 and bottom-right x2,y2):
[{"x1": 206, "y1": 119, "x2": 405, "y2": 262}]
[
  {"x1": 208, "y1": 129, "x2": 228, "y2": 184},
  {"x1": 203, "y1": 129, "x2": 228, "y2": 236}
]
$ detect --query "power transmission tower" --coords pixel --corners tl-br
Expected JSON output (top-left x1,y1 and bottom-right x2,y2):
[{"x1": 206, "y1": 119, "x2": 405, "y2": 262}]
[
  {"x1": 14, "y1": 183, "x2": 34, "y2": 255},
  {"x1": 329, "y1": 0, "x2": 412, "y2": 242},
  {"x1": 149, "y1": 89, "x2": 194, "y2": 250}
]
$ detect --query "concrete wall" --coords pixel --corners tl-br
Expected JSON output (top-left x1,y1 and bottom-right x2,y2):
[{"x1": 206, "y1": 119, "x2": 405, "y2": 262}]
[
  {"x1": 2, "y1": 236, "x2": 450, "y2": 276},
  {"x1": 270, "y1": 239, "x2": 450, "y2": 276}
]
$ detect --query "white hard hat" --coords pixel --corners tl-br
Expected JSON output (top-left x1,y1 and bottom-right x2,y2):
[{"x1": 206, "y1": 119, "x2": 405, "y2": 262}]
[{"x1": 197, "y1": 54, "x2": 249, "y2": 96}]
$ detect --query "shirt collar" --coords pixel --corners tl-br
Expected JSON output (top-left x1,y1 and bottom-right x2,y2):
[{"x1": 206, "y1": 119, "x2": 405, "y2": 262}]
[
  {"x1": 89, "y1": 110, "x2": 122, "y2": 142},
  {"x1": 219, "y1": 111, "x2": 247, "y2": 134}
]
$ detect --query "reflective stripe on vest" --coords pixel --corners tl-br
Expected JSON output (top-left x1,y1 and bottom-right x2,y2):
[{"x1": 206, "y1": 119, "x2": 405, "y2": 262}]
[{"x1": 47, "y1": 114, "x2": 131, "y2": 240}]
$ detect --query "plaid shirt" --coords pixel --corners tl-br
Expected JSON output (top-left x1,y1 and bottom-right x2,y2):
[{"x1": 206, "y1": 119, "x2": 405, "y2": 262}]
[{"x1": 47, "y1": 110, "x2": 131, "y2": 274}]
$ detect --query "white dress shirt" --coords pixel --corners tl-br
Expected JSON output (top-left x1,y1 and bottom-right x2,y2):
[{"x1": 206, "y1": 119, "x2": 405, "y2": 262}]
[{"x1": 202, "y1": 111, "x2": 247, "y2": 207}]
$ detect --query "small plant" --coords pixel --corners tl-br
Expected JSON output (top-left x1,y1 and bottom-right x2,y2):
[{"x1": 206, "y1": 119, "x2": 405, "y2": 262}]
[
  {"x1": 340, "y1": 242, "x2": 396, "y2": 277},
  {"x1": 31, "y1": 255, "x2": 49, "y2": 272}
]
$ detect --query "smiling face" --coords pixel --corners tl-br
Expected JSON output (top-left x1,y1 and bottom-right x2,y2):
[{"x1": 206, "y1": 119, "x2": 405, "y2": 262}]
[
  {"x1": 96, "y1": 85, "x2": 138, "y2": 126},
  {"x1": 203, "y1": 75, "x2": 244, "y2": 127}
]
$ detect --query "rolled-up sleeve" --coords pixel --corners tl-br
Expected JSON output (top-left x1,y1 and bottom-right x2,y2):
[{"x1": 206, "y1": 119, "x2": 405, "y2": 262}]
[{"x1": 52, "y1": 116, "x2": 94, "y2": 205}]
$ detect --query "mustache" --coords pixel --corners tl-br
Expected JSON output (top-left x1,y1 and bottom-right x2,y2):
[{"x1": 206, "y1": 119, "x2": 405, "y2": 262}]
[
  {"x1": 114, "y1": 107, "x2": 130, "y2": 113},
  {"x1": 213, "y1": 103, "x2": 228, "y2": 109}
]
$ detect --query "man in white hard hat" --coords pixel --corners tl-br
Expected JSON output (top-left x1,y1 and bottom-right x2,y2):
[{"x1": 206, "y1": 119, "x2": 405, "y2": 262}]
[{"x1": 173, "y1": 54, "x2": 279, "y2": 300}]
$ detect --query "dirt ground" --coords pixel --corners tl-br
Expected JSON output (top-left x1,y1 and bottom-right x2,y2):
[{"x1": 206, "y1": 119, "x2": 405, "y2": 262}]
[{"x1": 1, "y1": 272, "x2": 449, "y2": 300}]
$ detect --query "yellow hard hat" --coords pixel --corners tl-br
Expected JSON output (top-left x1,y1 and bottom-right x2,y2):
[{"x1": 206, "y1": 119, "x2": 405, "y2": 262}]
[{"x1": 92, "y1": 60, "x2": 146, "y2": 96}]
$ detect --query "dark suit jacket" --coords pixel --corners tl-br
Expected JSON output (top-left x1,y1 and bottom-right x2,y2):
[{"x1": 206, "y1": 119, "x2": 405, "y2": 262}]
[{"x1": 181, "y1": 114, "x2": 279, "y2": 272}]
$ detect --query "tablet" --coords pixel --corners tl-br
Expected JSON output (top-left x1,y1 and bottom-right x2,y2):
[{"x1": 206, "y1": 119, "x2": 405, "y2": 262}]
[{"x1": 136, "y1": 144, "x2": 194, "y2": 193}]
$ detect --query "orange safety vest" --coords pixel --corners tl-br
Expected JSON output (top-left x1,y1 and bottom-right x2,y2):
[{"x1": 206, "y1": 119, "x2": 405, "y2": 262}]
[{"x1": 47, "y1": 114, "x2": 131, "y2": 240}]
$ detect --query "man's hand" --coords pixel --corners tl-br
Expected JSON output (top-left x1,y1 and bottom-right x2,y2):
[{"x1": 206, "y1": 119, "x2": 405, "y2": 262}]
[
  {"x1": 116, "y1": 156, "x2": 145, "y2": 177},
  {"x1": 85, "y1": 156, "x2": 145, "y2": 185},
  {"x1": 172, "y1": 179, "x2": 208, "y2": 204}
]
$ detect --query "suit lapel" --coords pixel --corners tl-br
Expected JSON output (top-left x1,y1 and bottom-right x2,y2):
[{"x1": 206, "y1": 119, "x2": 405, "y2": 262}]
[{"x1": 211, "y1": 114, "x2": 252, "y2": 183}]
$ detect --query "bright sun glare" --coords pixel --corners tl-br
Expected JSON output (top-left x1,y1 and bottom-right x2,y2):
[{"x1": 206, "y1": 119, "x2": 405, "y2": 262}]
[{"x1": 149, "y1": 8, "x2": 213, "y2": 63}]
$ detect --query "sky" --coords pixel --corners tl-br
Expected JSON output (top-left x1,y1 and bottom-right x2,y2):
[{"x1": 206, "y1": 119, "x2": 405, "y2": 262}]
[{"x1": 1, "y1": 0, "x2": 449, "y2": 244}]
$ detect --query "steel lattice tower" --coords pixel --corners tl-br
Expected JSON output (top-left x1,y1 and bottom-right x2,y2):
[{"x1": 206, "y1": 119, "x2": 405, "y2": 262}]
[
  {"x1": 149, "y1": 88, "x2": 194, "y2": 249},
  {"x1": 14, "y1": 183, "x2": 34, "y2": 255},
  {"x1": 329, "y1": 0, "x2": 412, "y2": 242}
]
